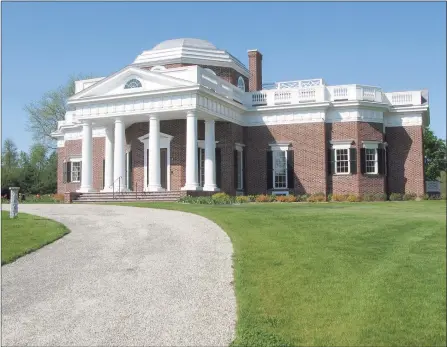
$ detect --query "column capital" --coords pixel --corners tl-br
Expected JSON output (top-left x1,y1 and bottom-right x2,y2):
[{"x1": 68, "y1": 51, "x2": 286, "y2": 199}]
[
  {"x1": 204, "y1": 119, "x2": 215, "y2": 124},
  {"x1": 82, "y1": 120, "x2": 92, "y2": 126},
  {"x1": 186, "y1": 111, "x2": 197, "y2": 118},
  {"x1": 149, "y1": 114, "x2": 159, "y2": 121},
  {"x1": 114, "y1": 117, "x2": 123, "y2": 123}
]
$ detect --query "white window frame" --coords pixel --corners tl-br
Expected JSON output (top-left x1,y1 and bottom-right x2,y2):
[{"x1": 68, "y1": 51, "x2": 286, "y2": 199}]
[
  {"x1": 331, "y1": 141, "x2": 352, "y2": 175},
  {"x1": 70, "y1": 158, "x2": 82, "y2": 183},
  {"x1": 237, "y1": 76, "x2": 245, "y2": 91},
  {"x1": 269, "y1": 142, "x2": 291, "y2": 190},
  {"x1": 235, "y1": 143, "x2": 245, "y2": 190},
  {"x1": 362, "y1": 141, "x2": 381, "y2": 175}
]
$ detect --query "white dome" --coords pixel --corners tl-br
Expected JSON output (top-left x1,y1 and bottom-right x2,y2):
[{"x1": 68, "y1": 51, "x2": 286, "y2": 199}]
[{"x1": 152, "y1": 38, "x2": 217, "y2": 51}]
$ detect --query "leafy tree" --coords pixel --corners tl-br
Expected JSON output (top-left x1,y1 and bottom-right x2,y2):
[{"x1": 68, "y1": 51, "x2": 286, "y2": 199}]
[
  {"x1": 24, "y1": 74, "x2": 91, "y2": 150},
  {"x1": 424, "y1": 127, "x2": 446, "y2": 181},
  {"x1": 1, "y1": 139, "x2": 20, "y2": 189}
]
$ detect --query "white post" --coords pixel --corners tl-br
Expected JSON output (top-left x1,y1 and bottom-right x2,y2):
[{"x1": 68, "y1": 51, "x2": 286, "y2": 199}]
[
  {"x1": 181, "y1": 111, "x2": 200, "y2": 190},
  {"x1": 101, "y1": 125, "x2": 114, "y2": 192},
  {"x1": 9, "y1": 187, "x2": 19, "y2": 218},
  {"x1": 203, "y1": 120, "x2": 219, "y2": 191},
  {"x1": 148, "y1": 115, "x2": 163, "y2": 191},
  {"x1": 78, "y1": 121, "x2": 95, "y2": 192},
  {"x1": 113, "y1": 117, "x2": 127, "y2": 192}
]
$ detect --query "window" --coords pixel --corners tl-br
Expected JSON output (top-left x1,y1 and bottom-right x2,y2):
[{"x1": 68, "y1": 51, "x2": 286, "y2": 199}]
[
  {"x1": 71, "y1": 160, "x2": 81, "y2": 182},
  {"x1": 335, "y1": 148, "x2": 350, "y2": 174},
  {"x1": 237, "y1": 76, "x2": 245, "y2": 91},
  {"x1": 273, "y1": 150, "x2": 288, "y2": 189},
  {"x1": 199, "y1": 148, "x2": 205, "y2": 187},
  {"x1": 124, "y1": 79, "x2": 142, "y2": 89},
  {"x1": 365, "y1": 148, "x2": 378, "y2": 174}
]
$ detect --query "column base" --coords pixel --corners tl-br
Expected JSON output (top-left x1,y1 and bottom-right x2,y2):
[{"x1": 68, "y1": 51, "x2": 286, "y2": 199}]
[
  {"x1": 147, "y1": 185, "x2": 165, "y2": 192},
  {"x1": 203, "y1": 185, "x2": 220, "y2": 192},
  {"x1": 100, "y1": 187, "x2": 113, "y2": 193},
  {"x1": 77, "y1": 187, "x2": 97, "y2": 193},
  {"x1": 181, "y1": 184, "x2": 202, "y2": 191}
]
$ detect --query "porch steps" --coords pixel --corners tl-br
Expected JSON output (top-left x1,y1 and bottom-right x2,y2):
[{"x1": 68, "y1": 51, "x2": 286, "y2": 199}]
[{"x1": 73, "y1": 191, "x2": 185, "y2": 203}]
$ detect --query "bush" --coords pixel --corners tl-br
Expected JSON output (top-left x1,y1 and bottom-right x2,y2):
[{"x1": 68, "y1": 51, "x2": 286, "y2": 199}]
[
  {"x1": 307, "y1": 193, "x2": 326, "y2": 203},
  {"x1": 331, "y1": 194, "x2": 348, "y2": 202},
  {"x1": 211, "y1": 192, "x2": 234, "y2": 205},
  {"x1": 362, "y1": 193, "x2": 375, "y2": 202},
  {"x1": 403, "y1": 193, "x2": 417, "y2": 201},
  {"x1": 235, "y1": 195, "x2": 250, "y2": 204},
  {"x1": 373, "y1": 193, "x2": 387, "y2": 201},
  {"x1": 346, "y1": 194, "x2": 362, "y2": 202},
  {"x1": 296, "y1": 194, "x2": 309, "y2": 202},
  {"x1": 276, "y1": 195, "x2": 297, "y2": 203},
  {"x1": 255, "y1": 194, "x2": 276, "y2": 202},
  {"x1": 52, "y1": 194, "x2": 65, "y2": 203},
  {"x1": 389, "y1": 193, "x2": 403, "y2": 201},
  {"x1": 247, "y1": 195, "x2": 257, "y2": 202}
]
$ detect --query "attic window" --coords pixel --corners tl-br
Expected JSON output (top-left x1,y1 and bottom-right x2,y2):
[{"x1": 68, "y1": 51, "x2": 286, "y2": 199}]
[
  {"x1": 124, "y1": 79, "x2": 142, "y2": 89},
  {"x1": 237, "y1": 76, "x2": 245, "y2": 91}
]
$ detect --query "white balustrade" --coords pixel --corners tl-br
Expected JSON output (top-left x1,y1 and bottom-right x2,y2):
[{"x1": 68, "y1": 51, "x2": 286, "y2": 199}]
[{"x1": 385, "y1": 91, "x2": 421, "y2": 106}]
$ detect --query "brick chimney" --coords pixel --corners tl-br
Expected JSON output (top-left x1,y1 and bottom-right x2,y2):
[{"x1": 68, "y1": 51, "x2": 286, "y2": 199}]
[{"x1": 248, "y1": 49, "x2": 263, "y2": 91}]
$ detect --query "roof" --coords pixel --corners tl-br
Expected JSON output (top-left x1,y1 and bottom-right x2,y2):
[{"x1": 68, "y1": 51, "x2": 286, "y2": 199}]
[{"x1": 152, "y1": 38, "x2": 217, "y2": 51}]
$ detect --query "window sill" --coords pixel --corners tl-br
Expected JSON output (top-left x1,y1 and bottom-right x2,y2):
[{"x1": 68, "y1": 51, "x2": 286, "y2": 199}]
[{"x1": 332, "y1": 173, "x2": 352, "y2": 176}]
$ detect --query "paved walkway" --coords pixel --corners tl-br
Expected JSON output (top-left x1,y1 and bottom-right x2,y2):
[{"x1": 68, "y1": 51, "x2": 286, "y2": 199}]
[{"x1": 1, "y1": 204, "x2": 236, "y2": 346}]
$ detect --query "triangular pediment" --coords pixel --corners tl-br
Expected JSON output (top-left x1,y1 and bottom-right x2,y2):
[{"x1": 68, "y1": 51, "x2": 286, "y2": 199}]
[{"x1": 69, "y1": 66, "x2": 196, "y2": 100}]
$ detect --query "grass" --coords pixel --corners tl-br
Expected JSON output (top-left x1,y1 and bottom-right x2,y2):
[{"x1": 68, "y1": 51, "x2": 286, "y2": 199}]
[
  {"x1": 114, "y1": 201, "x2": 446, "y2": 346},
  {"x1": 1, "y1": 211, "x2": 69, "y2": 265}
]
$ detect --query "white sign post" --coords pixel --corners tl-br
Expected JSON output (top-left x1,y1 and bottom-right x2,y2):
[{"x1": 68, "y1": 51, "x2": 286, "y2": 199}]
[{"x1": 9, "y1": 187, "x2": 20, "y2": 218}]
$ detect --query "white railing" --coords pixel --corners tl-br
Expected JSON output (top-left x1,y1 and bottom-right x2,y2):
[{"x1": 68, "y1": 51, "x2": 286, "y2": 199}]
[
  {"x1": 198, "y1": 67, "x2": 247, "y2": 104},
  {"x1": 262, "y1": 79, "x2": 325, "y2": 90},
  {"x1": 384, "y1": 91, "x2": 422, "y2": 106}
]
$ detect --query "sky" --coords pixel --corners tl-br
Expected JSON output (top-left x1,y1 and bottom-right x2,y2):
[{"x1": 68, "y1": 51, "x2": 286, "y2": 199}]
[{"x1": 2, "y1": 1, "x2": 446, "y2": 153}]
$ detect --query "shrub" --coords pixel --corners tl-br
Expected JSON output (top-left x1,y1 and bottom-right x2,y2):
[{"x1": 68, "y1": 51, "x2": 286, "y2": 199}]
[
  {"x1": 255, "y1": 194, "x2": 276, "y2": 202},
  {"x1": 373, "y1": 193, "x2": 387, "y2": 201},
  {"x1": 307, "y1": 193, "x2": 326, "y2": 203},
  {"x1": 403, "y1": 193, "x2": 417, "y2": 201},
  {"x1": 297, "y1": 194, "x2": 309, "y2": 202},
  {"x1": 362, "y1": 193, "x2": 375, "y2": 202},
  {"x1": 331, "y1": 194, "x2": 348, "y2": 202},
  {"x1": 389, "y1": 193, "x2": 403, "y2": 201},
  {"x1": 211, "y1": 192, "x2": 234, "y2": 205},
  {"x1": 327, "y1": 194, "x2": 332, "y2": 202},
  {"x1": 275, "y1": 195, "x2": 297, "y2": 203},
  {"x1": 346, "y1": 194, "x2": 362, "y2": 202},
  {"x1": 247, "y1": 195, "x2": 257, "y2": 202},
  {"x1": 235, "y1": 195, "x2": 250, "y2": 204}
]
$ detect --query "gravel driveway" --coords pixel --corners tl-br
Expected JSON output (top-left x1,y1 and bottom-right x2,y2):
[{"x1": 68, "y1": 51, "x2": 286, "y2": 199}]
[{"x1": 1, "y1": 204, "x2": 236, "y2": 346}]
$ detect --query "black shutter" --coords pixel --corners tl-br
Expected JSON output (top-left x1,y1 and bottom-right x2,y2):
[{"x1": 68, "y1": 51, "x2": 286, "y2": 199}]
[
  {"x1": 287, "y1": 150, "x2": 294, "y2": 188},
  {"x1": 67, "y1": 162, "x2": 71, "y2": 183},
  {"x1": 102, "y1": 159, "x2": 105, "y2": 188},
  {"x1": 147, "y1": 149, "x2": 149, "y2": 185},
  {"x1": 216, "y1": 148, "x2": 222, "y2": 189},
  {"x1": 198, "y1": 148, "x2": 201, "y2": 185},
  {"x1": 266, "y1": 150, "x2": 273, "y2": 190},
  {"x1": 128, "y1": 150, "x2": 133, "y2": 190},
  {"x1": 79, "y1": 162, "x2": 82, "y2": 182},
  {"x1": 234, "y1": 150, "x2": 238, "y2": 190},
  {"x1": 243, "y1": 149, "x2": 247, "y2": 192},
  {"x1": 378, "y1": 148, "x2": 385, "y2": 175},
  {"x1": 63, "y1": 162, "x2": 67, "y2": 183},
  {"x1": 360, "y1": 148, "x2": 366, "y2": 174},
  {"x1": 350, "y1": 148, "x2": 357, "y2": 174},
  {"x1": 328, "y1": 149, "x2": 335, "y2": 175}
]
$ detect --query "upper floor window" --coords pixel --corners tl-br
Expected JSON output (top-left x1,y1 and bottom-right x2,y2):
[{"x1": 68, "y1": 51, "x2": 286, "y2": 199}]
[
  {"x1": 124, "y1": 79, "x2": 142, "y2": 89},
  {"x1": 237, "y1": 76, "x2": 245, "y2": 91},
  {"x1": 328, "y1": 141, "x2": 356, "y2": 175}
]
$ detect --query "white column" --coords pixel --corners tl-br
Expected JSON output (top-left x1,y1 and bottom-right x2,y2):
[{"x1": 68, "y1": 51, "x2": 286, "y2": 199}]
[
  {"x1": 113, "y1": 117, "x2": 127, "y2": 192},
  {"x1": 101, "y1": 125, "x2": 114, "y2": 192},
  {"x1": 181, "y1": 111, "x2": 200, "y2": 190},
  {"x1": 148, "y1": 115, "x2": 163, "y2": 191},
  {"x1": 203, "y1": 120, "x2": 219, "y2": 191},
  {"x1": 78, "y1": 120, "x2": 95, "y2": 192}
]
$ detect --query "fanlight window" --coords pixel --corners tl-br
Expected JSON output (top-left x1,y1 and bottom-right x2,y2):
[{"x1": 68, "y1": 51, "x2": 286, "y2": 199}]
[
  {"x1": 237, "y1": 76, "x2": 245, "y2": 91},
  {"x1": 124, "y1": 79, "x2": 142, "y2": 89}
]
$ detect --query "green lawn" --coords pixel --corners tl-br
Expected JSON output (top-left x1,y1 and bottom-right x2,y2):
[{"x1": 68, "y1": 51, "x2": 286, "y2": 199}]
[
  {"x1": 1, "y1": 211, "x2": 69, "y2": 265},
  {"x1": 116, "y1": 201, "x2": 446, "y2": 347}
]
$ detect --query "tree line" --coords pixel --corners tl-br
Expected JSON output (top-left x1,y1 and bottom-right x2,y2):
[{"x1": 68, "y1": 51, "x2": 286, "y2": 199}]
[{"x1": 1, "y1": 76, "x2": 446, "y2": 195}]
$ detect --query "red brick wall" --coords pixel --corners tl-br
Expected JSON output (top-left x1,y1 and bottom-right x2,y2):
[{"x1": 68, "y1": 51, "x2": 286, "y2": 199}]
[
  {"x1": 57, "y1": 138, "x2": 105, "y2": 193},
  {"x1": 386, "y1": 126, "x2": 425, "y2": 195},
  {"x1": 326, "y1": 121, "x2": 385, "y2": 195},
  {"x1": 248, "y1": 51, "x2": 263, "y2": 91},
  {"x1": 244, "y1": 123, "x2": 327, "y2": 195}
]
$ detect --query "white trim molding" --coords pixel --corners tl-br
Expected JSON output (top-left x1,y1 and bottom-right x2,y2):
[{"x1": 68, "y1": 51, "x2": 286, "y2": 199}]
[
  {"x1": 330, "y1": 140, "x2": 354, "y2": 150},
  {"x1": 269, "y1": 142, "x2": 292, "y2": 151},
  {"x1": 362, "y1": 140, "x2": 382, "y2": 149},
  {"x1": 384, "y1": 113, "x2": 423, "y2": 127}
]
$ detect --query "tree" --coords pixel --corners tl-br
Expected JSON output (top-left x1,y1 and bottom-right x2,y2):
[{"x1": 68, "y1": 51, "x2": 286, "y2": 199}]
[
  {"x1": 1, "y1": 139, "x2": 20, "y2": 188},
  {"x1": 24, "y1": 74, "x2": 91, "y2": 150},
  {"x1": 424, "y1": 127, "x2": 446, "y2": 181}
]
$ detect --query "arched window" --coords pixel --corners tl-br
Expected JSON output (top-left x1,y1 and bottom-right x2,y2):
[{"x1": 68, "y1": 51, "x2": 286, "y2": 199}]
[
  {"x1": 124, "y1": 79, "x2": 142, "y2": 89},
  {"x1": 237, "y1": 76, "x2": 245, "y2": 91}
]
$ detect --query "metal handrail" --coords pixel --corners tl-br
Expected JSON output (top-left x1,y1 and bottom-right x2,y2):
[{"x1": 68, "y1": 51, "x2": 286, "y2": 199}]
[{"x1": 110, "y1": 176, "x2": 122, "y2": 199}]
